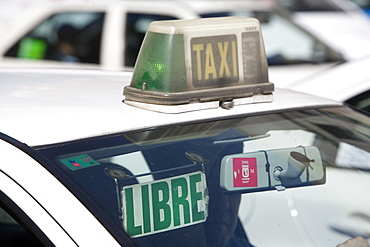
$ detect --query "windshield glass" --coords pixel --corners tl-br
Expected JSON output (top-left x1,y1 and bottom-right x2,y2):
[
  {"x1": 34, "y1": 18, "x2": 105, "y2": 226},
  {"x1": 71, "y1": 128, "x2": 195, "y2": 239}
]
[
  {"x1": 200, "y1": 11, "x2": 343, "y2": 65},
  {"x1": 35, "y1": 106, "x2": 370, "y2": 246},
  {"x1": 276, "y1": 0, "x2": 343, "y2": 12}
]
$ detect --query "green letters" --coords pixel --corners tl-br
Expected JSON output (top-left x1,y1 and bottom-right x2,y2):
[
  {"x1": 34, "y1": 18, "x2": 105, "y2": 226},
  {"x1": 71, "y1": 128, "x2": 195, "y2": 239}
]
[
  {"x1": 141, "y1": 185, "x2": 151, "y2": 233},
  {"x1": 152, "y1": 182, "x2": 171, "y2": 231},
  {"x1": 171, "y1": 177, "x2": 190, "y2": 226},
  {"x1": 190, "y1": 173, "x2": 205, "y2": 222},
  {"x1": 122, "y1": 171, "x2": 207, "y2": 238},
  {"x1": 125, "y1": 187, "x2": 142, "y2": 236}
]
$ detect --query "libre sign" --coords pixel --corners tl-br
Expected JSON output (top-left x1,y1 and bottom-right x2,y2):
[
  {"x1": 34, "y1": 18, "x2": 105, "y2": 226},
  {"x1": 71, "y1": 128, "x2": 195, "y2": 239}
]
[{"x1": 122, "y1": 171, "x2": 208, "y2": 238}]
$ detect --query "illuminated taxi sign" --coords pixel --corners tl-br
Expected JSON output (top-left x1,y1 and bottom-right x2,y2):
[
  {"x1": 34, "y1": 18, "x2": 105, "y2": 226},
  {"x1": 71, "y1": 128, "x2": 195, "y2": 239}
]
[
  {"x1": 121, "y1": 171, "x2": 208, "y2": 238},
  {"x1": 124, "y1": 17, "x2": 274, "y2": 113}
]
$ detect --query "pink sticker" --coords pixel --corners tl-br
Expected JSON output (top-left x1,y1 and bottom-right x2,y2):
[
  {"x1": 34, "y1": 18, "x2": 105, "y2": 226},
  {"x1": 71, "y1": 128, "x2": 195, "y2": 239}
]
[{"x1": 233, "y1": 157, "x2": 258, "y2": 187}]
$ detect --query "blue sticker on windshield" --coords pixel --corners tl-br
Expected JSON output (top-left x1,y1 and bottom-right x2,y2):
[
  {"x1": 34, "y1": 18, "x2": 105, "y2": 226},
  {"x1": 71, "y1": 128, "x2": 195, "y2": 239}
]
[{"x1": 60, "y1": 154, "x2": 99, "y2": 171}]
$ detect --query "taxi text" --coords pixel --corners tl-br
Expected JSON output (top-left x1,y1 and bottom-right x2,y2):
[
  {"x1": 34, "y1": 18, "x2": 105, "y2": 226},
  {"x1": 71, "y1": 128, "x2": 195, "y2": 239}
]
[{"x1": 191, "y1": 35, "x2": 239, "y2": 87}]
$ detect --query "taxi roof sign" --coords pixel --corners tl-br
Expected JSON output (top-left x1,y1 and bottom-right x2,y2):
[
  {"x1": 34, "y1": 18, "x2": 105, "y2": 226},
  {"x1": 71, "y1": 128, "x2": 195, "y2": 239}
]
[{"x1": 124, "y1": 17, "x2": 274, "y2": 113}]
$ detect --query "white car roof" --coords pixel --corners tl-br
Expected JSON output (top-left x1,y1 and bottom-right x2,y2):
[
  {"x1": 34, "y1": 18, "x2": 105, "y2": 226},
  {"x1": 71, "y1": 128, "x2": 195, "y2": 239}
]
[
  {"x1": 0, "y1": 68, "x2": 341, "y2": 147},
  {"x1": 290, "y1": 56, "x2": 370, "y2": 102}
]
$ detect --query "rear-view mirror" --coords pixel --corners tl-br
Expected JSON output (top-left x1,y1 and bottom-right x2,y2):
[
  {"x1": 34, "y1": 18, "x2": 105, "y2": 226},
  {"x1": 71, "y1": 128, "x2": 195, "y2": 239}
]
[{"x1": 220, "y1": 146, "x2": 325, "y2": 193}]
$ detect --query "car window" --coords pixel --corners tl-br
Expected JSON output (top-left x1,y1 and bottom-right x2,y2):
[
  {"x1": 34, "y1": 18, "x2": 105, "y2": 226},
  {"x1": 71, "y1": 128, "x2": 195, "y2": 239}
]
[
  {"x1": 5, "y1": 12, "x2": 105, "y2": 64},
  {"x1": 352, "y1": 0, "x2": 370, "y2": 9},
  {"x1": 200, "y1": 11, "x2": 344, "y2": 65},
  {"x1": 346, "y1": 89, "x2": 370, "y2": 113},
  {"x1": 0, "y1": 193, "x2": 48, "y2": 247},
  {"x1": 125, "y1": 13, "x2": 177, "y2": 67},
  {"x1": 35, "y1": 106, "x2": 370, "y2": 246},
  {"x1": 276, "y1": 0, "x2": 343, "y2": 11}
]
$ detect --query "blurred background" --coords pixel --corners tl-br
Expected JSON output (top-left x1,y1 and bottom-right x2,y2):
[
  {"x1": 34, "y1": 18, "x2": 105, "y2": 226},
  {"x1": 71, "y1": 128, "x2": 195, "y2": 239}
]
[{"x1": 0, "y1": 0, "x2": 370, "y2": 110}]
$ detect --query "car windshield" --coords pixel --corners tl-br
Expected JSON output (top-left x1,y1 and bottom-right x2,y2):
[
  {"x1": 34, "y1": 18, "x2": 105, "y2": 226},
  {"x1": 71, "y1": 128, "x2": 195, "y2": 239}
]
[
  {"x1": 35, "y1": 106, "x2": 370, "y2": 246},
  {"x1": 200, "y1": 11, "x2": 344, "y2": 65},
  {"x1": 276, "y1": 0, "x2": 344, "y2": 12}
]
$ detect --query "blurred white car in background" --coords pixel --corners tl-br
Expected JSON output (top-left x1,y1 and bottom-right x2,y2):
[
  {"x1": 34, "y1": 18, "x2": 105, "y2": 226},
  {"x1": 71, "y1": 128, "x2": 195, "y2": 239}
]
[
  {"x1": 0, "y1": 0, "x2": 344, "y2": 86},
  {"x1": 289, "y1": 56, "x2": 370, "y2": 112},
  {"x1": 0, "y1": 1, "x2": 198, "y2": 70},
  {"x1": 276, "y1": 0, "x2": 370, "y2": 60}
]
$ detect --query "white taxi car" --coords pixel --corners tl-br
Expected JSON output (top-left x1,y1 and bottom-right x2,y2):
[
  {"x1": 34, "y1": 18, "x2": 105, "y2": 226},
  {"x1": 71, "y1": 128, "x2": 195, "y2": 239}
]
[
  {"x1": 289, "y1": 56, "x2": 370, "y2": 113},
  {"x1": 1, "y1": 17, "x2": 370, "y2": 247},
  {"x1": 276, "y1": 0, "x2": 370, "y2": 60}
]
